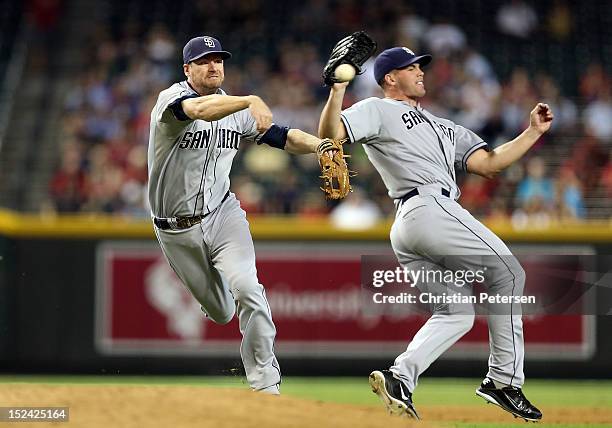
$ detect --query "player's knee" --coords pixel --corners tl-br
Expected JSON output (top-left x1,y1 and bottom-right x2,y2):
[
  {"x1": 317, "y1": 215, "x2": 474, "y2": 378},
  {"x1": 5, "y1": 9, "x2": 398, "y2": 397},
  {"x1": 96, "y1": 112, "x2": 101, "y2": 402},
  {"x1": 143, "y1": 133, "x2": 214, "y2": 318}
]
[
  {"x1": 215, "y1": 311, "x2": 235, "y2": 325},
  {"x1": 229, "y1": 274, "x2": 263, "y2": 303},
  {"x1": 491, "y1": 258, "x2": 526, "y2": 293},
  {"x1": 513, "y1": 264, "x2": 526, "y2": 287},
  {"x1": 505, "y1": 261, "x2": 526, "y2": 294},
  {"x1": 206, "y1": 306, "x2": 235, "y2": 325},
  {"x1": 457, "y1": 313, "x2": 475, "y2": 333},
  {"x1": 196, "y1": 291, "x2": 236, "y2": 325}
]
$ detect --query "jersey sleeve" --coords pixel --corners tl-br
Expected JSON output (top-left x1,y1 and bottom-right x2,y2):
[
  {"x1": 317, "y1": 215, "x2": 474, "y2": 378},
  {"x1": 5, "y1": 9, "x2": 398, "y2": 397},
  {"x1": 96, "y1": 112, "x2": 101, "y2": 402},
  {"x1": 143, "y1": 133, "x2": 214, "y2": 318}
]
[
  {"x1": 238, "y1": 108, "x2": 261, "y2": 144},
  {"x1": 156, "y1": 86, "x2": 199, "y2": 124},
  {"x1": 454, "y1": 124, "x2": 488, "y2": 172},
  {"x1": 340, "y1": 98, "x2": 381, "y2": 144}
]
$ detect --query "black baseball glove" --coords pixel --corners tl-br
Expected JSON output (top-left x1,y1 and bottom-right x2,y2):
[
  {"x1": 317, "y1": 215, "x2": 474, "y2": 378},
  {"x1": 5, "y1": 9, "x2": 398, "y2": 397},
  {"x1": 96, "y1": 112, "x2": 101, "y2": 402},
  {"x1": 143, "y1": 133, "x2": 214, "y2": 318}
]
[{"x1": 322, "y1": 31, "x2": 377, "y2": 86}]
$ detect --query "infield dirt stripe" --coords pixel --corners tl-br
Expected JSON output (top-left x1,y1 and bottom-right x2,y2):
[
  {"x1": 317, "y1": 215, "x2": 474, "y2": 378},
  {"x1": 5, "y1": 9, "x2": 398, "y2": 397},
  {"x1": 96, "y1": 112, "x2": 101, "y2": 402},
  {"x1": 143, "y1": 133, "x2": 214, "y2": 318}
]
[{"x1": 0, "y1": 385, "x2": 610, "y2": 427}]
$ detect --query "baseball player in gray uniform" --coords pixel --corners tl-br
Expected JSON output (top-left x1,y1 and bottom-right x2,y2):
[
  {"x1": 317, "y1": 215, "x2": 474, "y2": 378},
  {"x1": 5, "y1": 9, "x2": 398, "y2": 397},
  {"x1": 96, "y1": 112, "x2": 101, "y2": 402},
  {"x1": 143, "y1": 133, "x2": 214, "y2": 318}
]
[
  {"x1": 148, "y1": 35, "x2": 332, "y2": 394},
  {"x1": 319, "y1": 47, "x2": 553, "y2": 420}
]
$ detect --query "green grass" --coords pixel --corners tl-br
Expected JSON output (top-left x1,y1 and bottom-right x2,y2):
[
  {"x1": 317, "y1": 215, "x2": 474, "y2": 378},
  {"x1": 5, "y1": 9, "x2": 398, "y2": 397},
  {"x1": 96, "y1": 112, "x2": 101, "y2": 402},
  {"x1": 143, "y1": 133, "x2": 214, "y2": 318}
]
[
  {"x1": 281, "y1": 377, "x2": 612, "y2": 408},
  {"x1": 1, "y1": 376, "x2": 611, "y2": 427}
]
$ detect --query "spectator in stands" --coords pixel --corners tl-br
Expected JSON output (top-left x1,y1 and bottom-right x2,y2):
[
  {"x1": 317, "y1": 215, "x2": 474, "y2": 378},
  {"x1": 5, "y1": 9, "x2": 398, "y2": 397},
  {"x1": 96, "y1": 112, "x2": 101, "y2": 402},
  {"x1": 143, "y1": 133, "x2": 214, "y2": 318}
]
[
  {"x1": 486, "y1": 197, "x2": 511, "y2": 223},
  {"x1": 501, "y1": 68, "x2": 537, "y2": 137},
  {"x1": 535, "y1": 74, "x2": 577, "y2": 134},
  {"x1": 232, "y1": 175, "x2": 265, "y2": 214},
  {"x1": 330, "y1": 187, "x2": 382, "y2": 230},
  {"x1": 82, "y1": 145, "x2": 124, "y2": 213},
  {"x1": 511, "y1": 196, "x2": 553, "y2": 229},
  {"x1": 512, "y1": 158, "x2": 556, "y2": 228},
  {"x1": 556, "y1": 168, "x2": 586, "y2": 219},
  {"x1": 462, "y1": 48, "x2": 499, "y2": 87},
  {"x1": 146, "y1": 25, "x2": 175, "y2": 66},
  {"x1": 275, "y1": 171, "x2": 300, "y2": 214},
  {"x1": 579, "y1": 63, "x2": 610, "y2": 103},
  {"x1": 422, "y1": 17, "x2": 467, "y2": 57},
  {"x1": 567, "y1": 134, "x2": 608, "y2": 192},
  {"x1": 119, "y1": 145, "x2": 149, "y2": 216},
  {"x1": 455, "y1": 74, "x2": 499, "y2": 132},
  {"x1": 479, "y1": 99, "x2": 507, "y2": 147},
  {"x1": 458, "y1": 175, "x2": 494, "y2": 218},
  {"x1": 396, "y1": 7, "x2": 429, "y2": 52},
  {"x1": 496, "y1": 0, "x2": 538, "y2": 39},
  {"x1": 515, "y1": 157, "x2": 555, "y2": 212},
  {"x1": 49, "y1": 143, "x2": 88, "y2": 212},
  {"x1": 583, "y1": 89, "x2": 612, "y2": 142},
  {"x1": 297, "y1": 190, "x2": 328, "y2": 218},
  {"x1": 545, "y1": 0, "x2": 573, "y2": 41},
  {"x1": 44, "y1": 4, "x2": 609, "y2": 222}
]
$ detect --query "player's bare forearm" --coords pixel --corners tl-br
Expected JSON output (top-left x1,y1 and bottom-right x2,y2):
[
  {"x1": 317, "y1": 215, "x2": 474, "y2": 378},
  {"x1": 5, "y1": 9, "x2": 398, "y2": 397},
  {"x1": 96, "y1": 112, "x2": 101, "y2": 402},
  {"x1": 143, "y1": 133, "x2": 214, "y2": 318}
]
[
  {"x1": 467, "y1": 103, "x2": 554, "y2": 178},
  {"x1": 285, "y1": 129, "x2": 321, "y2": 154},
  {"x1": 182, "y1": 95, "x2": 259, "y2": 122},
  {"x1": 468, "y1": 128, "x2": 543, "y2": 178},
  {"x1": 318, "y1": 83, "x2": 348, "y2": 139}
]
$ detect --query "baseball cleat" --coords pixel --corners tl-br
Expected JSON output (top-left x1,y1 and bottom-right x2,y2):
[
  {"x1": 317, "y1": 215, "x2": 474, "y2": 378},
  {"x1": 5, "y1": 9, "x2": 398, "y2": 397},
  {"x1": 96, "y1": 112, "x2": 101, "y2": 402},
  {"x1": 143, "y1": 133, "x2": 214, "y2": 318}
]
[
  {"x1": 256, "y1": 383, "x2": 280, "y2": 395},
  {"x1": 369, "y1": 370, "x2": 419, "y2": 419},
  {"x1": 476, "y1": 377, "x2": 542, "y2": 422}
]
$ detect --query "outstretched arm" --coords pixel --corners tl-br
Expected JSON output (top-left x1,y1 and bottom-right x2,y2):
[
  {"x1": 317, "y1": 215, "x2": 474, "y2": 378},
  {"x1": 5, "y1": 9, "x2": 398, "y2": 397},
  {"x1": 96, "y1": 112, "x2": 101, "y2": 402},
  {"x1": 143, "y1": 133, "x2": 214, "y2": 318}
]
[
  {"x1": 285, "y1": 129, "x2": 326, "y2": 154},
  {"x1": 182, "y1": 94, "x2": 336, "y2": 155},
  {"x1": 319, "y1": 83, "x2": 349, "y2": 140},
  {"x1": 275, "y1": 81, "x2": 353, "y2": 154},
  {"x1": 467, "y1": 103, "x2": 554, "y2": 179},
  {"x1": 182, "y1": 95, "x2": 272, "y2": 132}
]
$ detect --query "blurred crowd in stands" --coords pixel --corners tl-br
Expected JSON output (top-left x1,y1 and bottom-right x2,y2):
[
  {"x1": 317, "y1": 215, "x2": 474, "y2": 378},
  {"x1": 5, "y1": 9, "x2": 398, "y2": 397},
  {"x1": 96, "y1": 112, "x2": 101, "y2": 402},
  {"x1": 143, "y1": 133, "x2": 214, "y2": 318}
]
[{"x1": 48, "y1": 0, "x2": 611, "y2": 226}]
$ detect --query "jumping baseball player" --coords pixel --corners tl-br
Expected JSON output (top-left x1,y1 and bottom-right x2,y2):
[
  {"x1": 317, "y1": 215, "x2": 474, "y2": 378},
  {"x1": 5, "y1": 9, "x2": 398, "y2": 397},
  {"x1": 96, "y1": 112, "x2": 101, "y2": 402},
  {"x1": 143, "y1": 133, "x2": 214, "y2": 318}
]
[
  {"x1": 319, "y1": 45, "x2": 553, "y2": 420},
  {"x1": 148, "y1": 35, "x2": 335, "y2": 394}
]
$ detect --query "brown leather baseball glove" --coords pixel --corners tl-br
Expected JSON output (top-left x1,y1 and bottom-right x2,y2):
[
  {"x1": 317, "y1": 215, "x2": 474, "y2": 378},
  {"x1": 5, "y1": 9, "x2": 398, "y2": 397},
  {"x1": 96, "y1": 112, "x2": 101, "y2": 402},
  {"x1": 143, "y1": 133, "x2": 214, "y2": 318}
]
[{"x1": 317, "y1": 138, "x2": 352, "y2": 200}]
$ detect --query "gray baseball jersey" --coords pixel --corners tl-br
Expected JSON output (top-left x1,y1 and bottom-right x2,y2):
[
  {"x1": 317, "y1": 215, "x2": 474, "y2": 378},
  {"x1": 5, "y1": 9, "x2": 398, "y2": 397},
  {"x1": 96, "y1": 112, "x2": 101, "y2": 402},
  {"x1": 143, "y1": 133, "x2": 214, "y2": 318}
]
[
  {"x1": 147, "y1": 82, "x2": 281, "y2": 393},
  {"x1": 342, "y1": 97, "x2": 526, "y2": 392},
  {"x1": 148, "y1": 82, "x2": 259, "y2": 218},
  {"x1": 340, "y1": 97, "x2": 487, "y2": 199}
]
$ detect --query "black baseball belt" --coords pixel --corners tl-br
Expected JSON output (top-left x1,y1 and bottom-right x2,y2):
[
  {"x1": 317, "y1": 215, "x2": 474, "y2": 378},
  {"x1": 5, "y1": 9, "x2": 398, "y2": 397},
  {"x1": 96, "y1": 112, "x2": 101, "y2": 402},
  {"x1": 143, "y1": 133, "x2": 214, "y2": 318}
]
[
  {"x1": 398, "y1": 187, "x2": 450, "y2": 205},
  {"x1": 154, "y1": 191, "x2": 230, "y2": 231}
]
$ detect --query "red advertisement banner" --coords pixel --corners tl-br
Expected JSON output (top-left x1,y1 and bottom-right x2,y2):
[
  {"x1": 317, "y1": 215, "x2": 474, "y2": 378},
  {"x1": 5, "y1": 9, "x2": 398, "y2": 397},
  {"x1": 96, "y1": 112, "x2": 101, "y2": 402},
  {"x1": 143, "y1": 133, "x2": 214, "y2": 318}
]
[{"x1": 95, "y1": 242, "x2": 595, "y2": 359}]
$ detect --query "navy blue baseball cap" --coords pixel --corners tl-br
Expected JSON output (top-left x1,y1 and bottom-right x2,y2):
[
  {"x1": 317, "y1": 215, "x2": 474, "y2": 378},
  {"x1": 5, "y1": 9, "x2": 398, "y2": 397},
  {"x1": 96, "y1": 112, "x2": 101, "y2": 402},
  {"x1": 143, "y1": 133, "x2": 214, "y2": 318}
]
[
  {"x1": 373, "y1": 47, "x2": 432, "y2": 84},
  {"x1": 183, "y1": 36, "x2": 232, "y2": 64}
]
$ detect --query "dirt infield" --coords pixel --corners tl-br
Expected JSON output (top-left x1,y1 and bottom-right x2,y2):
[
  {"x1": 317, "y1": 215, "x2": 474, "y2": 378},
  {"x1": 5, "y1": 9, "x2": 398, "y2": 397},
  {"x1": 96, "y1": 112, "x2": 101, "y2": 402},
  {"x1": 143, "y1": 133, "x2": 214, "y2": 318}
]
[{"x1": 1, "y1": 384, "x2": 610, "y2": 427}]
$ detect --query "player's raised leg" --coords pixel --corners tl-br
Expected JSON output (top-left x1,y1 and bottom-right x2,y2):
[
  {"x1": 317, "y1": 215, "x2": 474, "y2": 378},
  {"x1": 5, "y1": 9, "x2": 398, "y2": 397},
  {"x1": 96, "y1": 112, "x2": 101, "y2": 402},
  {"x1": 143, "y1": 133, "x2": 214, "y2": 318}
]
[
  {"x1": 208, "y1": 194, "x2": 281, "y2": 393},
  {"x1": 386, "y1": 260, "x2": 475, "y2": 393},
  {"x1": 154, "y1": 227, "x2": 235, "y2": 325}
]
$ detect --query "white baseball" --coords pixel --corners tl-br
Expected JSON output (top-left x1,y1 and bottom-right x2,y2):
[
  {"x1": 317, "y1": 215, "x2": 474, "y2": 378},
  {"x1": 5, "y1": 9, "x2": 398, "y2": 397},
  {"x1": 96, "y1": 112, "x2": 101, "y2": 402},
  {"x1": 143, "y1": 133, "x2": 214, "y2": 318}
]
[{"x1": 334, "y1": 64, "x2": 356, "y2": 82}]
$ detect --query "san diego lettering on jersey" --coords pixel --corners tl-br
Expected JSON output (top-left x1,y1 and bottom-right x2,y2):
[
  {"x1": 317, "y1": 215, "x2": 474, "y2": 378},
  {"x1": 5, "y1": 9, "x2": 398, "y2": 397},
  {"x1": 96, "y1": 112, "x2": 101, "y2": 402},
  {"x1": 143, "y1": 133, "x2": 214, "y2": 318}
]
[
  {"x1": 401, "y1": 111, "x2": 455, "y2": 144},
  {"x1": 401, "y1": 111, "x2": 425, "y2": 130},
  {"x1": 177, "y1": 128, "x2": 241, "y2": 150}
]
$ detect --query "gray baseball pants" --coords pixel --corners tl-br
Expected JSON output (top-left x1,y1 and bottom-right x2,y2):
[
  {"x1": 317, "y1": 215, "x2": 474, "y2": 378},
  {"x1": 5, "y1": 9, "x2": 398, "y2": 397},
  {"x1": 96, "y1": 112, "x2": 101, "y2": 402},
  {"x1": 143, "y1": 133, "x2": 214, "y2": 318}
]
[
  {"x1": 154, "y1": 193, "x2": 281, "y2": 391},
  {"x1": 389, "y1": 185, "x2": 525, "y2": 392}
]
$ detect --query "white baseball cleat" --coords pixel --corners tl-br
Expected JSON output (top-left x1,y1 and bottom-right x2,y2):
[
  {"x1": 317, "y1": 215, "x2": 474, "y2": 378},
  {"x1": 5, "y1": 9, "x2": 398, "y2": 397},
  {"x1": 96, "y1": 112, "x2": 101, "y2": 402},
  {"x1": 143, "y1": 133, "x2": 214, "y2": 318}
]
[{"x1": 256, "y1": 384, "x2": 280, "y2": 395}]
